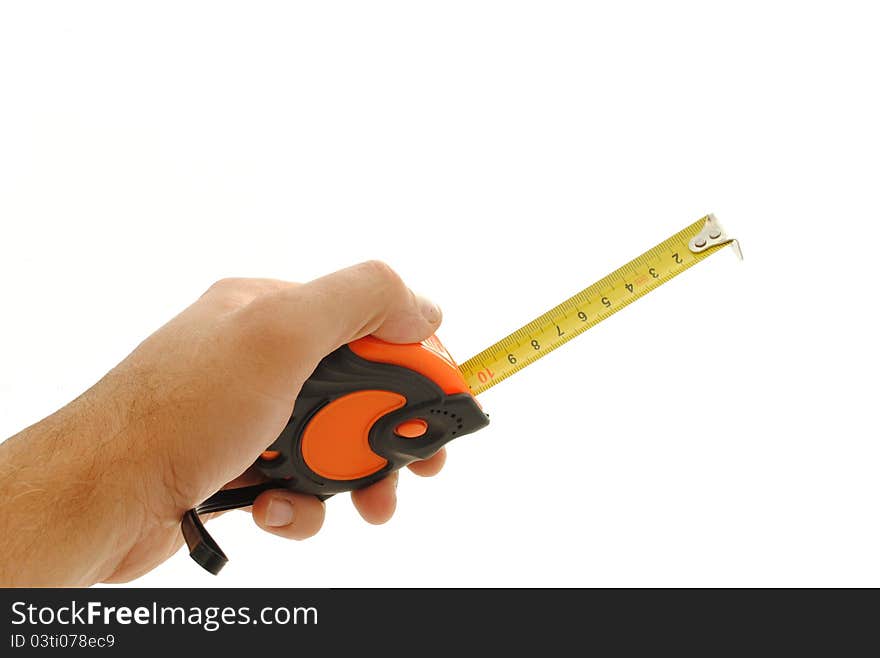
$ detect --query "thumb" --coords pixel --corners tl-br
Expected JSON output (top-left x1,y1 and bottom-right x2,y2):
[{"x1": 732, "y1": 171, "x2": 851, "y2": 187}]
[{"x1": 250, "y1": 260, "x2": 442, "y2": 358}]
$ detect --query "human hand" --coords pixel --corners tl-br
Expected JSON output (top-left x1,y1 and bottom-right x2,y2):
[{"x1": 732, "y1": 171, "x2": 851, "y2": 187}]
[{"x1": 0, "y1": 261, "x2": 445, "y2": 586}]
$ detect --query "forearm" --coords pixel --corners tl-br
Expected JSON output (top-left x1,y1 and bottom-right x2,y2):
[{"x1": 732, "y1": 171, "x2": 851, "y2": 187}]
[
  {"x1": 0, "y1": 378, "x2": 147, "y2": 586},
  {"x1": 0, "y1": 264, "x2": 443, "y2": 585}
]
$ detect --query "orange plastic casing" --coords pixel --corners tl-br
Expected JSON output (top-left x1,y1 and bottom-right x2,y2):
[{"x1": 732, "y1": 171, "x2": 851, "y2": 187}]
[{"x1": 258, "y1": 334, "x2": 488, "y2": 491}]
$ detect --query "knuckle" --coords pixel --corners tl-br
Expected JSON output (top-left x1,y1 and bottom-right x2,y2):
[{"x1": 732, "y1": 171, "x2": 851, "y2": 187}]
[
  {"x1": 204, "y1": 278, "x2": 292, "y2": 314},
  {"x1": 233, "y1": 292, "x2": 284, "y2": 341},
  {"x1": 359, "y1": 259, "x2": 402, "y2": 288},
  {"x1": 232, "y1": 290, "x2": 313, "y2": 363},
  {"x1": 202, "y1": 278, "x2": 253, "y2": 311},
  {"x1": 205, "y1": 277, "x2": 247, "y2": 295}
]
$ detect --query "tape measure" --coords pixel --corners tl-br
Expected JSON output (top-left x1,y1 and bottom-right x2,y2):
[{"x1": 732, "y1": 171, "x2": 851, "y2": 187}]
[
  {"x1": 460, "y1": 214, "x2": 742, "y2": 394},
  {"x1": 182, "y1": 213, "x2": 741, "y2": 574}
]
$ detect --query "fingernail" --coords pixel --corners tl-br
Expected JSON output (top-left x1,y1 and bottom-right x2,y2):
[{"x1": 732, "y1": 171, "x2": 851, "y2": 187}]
[
  {"x1": 415, "y1": 294, "x2": 442, "y2": 324},
  {"x1": 265, "y1": 498, "x2": 295, "y2": 527}
]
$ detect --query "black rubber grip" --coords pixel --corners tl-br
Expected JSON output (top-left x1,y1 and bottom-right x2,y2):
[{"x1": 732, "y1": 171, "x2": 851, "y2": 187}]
[
  {"x1": 257, "y1": 345, "x2": 489, "y2": 493},
  {"x1": 183, "y1": 344, "x2": 489, "y2": 574}
]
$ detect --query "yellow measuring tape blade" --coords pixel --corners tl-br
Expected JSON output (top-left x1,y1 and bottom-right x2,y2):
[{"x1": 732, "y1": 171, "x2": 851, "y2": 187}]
[{"x1": 459, "y1": 215, "x2": 739, "y2": 394}]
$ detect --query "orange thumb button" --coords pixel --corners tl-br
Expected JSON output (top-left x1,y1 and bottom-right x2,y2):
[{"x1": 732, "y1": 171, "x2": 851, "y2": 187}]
[{"x1": 395, "y1": 419, "x2": 428, "y2": 438}]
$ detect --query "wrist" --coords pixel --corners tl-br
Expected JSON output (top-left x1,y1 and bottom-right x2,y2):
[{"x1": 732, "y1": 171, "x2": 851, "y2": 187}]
[{"x1": 0, "y1": 379, "x2": 150, "y2": 586}]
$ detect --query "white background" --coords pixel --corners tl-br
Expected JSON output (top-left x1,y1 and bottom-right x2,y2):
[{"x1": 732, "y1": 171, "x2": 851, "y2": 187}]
[{"x1": 1, "y1": 1, "x2": 878, "y2": 587}]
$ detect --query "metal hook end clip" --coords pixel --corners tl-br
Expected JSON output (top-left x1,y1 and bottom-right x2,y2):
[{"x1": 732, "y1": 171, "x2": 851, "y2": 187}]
[{"x1": 688, "y1": 214, "x2": 743, "y2": 260}]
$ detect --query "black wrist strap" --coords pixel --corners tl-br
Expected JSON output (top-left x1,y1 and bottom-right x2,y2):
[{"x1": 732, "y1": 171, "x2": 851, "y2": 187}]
[{"x1": 181, "y1": 482, "x2": 289, "y2": 575}]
